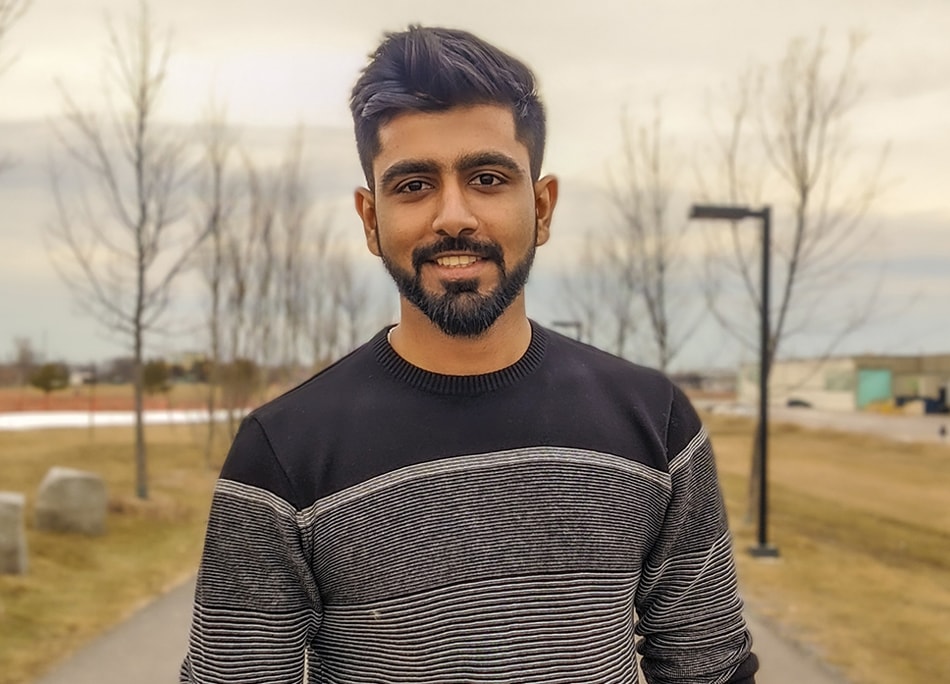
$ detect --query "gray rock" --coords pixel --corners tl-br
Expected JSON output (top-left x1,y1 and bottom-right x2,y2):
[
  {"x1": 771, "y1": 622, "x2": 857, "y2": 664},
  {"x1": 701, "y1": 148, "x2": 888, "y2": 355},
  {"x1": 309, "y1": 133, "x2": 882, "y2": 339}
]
[
  {"x1": 0, "y1": 491, "x2": 28, "y2": 574},
  {"x1": 35, "y1": 467, "x2": 107, "y2": 536}
]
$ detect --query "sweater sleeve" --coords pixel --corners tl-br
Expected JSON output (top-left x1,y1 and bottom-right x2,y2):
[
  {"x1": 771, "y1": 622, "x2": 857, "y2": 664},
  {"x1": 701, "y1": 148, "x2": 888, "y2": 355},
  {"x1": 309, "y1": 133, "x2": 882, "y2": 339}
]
[
  {"x1": 180, "y1": 416, "x2": 322, "y2": 683},
  {"x1": 634, "y1": 385, "x2": 757, "y2": 684}
]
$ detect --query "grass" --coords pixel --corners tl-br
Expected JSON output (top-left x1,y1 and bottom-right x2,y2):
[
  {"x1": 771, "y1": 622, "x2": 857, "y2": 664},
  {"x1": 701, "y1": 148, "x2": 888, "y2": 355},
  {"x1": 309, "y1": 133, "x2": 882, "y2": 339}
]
[
  {"x1": 707, "y1": 413, "x2": 950, "y2": 684},
  {"x1": 0, "y1": 382, "x2": 215, "y2": 412},
  {"x1": 0, "y1": 423, "x2": 223, "y2": 684},
  {"x1": 1, "y1": 414, "x2": 948, "y2": 683}
]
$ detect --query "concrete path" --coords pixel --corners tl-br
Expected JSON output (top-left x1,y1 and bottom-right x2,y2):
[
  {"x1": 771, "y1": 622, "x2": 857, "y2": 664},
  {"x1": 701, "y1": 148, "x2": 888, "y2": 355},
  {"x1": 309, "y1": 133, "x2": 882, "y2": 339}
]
[
  {"x1": 32, "y1": 575, "x2": 847, "y2": 684},
  {"x1": 770, "y1": 405, "x2": 950, "y2": 445},
  {"x1": 697, "y1": 400, "x2": 950, "y2": 445},
  {"x1": 33, "y1": 577, "x2": 196, "y2": 684}
]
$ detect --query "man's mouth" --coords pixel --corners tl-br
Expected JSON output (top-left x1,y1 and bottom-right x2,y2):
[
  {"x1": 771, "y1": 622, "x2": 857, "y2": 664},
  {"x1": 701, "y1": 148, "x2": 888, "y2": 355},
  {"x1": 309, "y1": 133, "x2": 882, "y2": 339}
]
[
  {"x1": 435, "y1": 255, "x2": 480, "y2": 268},
  {"x1": 412, "y1": 236, "x2": 504, "y2": 273}
]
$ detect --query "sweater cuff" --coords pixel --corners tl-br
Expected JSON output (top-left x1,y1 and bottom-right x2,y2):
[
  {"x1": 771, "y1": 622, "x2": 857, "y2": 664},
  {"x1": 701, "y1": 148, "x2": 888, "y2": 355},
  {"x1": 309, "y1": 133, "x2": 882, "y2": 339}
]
[{"x1": 726, "y1": 653, "x2": 759, "y2": 683}]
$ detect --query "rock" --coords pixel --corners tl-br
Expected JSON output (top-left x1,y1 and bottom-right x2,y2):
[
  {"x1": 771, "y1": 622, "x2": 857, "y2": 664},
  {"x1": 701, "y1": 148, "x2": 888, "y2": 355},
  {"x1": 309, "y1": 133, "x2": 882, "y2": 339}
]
[
  {"x1": 34, "y1": 467, "x2": 107, "y2": 536},
  {"x1": 0, "y1": 491, "x2": 28, "y2": 574}
]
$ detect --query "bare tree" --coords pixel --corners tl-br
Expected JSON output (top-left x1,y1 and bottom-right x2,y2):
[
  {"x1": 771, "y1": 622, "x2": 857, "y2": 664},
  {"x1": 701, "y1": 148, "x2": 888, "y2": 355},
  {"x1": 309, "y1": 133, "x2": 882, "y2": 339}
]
[
  {"x1": 212, "y1": 136, "x2": 306, "y2": 431},
  {"x1": 195, "y1": 122, "x2": 379, "y2": 440},
  {"x1": 274, "y1": 126, "x2": 313, "y2": 380},
  {"x1": 699, "y1": 31, "x2": 886, "y2": 369},
  {"x1": 306, "y1": 216, "x2": 344, "y2": 370},
  {"x1": 0, "y1": 0, "x2": 29, "y2": 79},
  {"x1": 556, "y1": 226, "x2": 641, "y2": 359},
  {"x1": 697, "y1": 31, "x2": 888, "y2": 519},
  {"x1": 46, "y1": 1, "x2": 206, "y2": 499},
  {"x1": 0, "y1": 0, "x2": 30, "y2": 174},
  {"x1": 214, "y1": 153, "x2": 276, "y2": 434},
  {"x1": 608, "y1": 103, "x2": 703, "y2": 371},
  {"x1": 194, "y1": 103, "x2": 238, "y2": 466},
  {"x1": 556, "y1": 234, "x2": 611, "y2": 348},
  {"x1": 332, "y1": 247, "x2": 371, "y2": 353},
  {"x1": 556, "y1": 104, "x2": 703, "y2": 366},
  {"x1": 245, "y1": 160, "x2": 281, "y2": 380}
]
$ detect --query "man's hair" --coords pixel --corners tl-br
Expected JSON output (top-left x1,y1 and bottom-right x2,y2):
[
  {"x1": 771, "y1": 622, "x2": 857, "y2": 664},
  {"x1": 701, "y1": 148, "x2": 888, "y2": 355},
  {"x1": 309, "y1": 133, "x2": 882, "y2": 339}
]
[{"x1": 350, "y1": 25, "x2": 546, "y2": 186}]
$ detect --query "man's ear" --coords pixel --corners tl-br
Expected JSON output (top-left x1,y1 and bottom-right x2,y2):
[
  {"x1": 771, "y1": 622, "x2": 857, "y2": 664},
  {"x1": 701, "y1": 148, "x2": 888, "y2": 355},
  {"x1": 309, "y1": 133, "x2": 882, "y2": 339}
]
[
  {"x1": 533, "y1": 174, "x2": 559, "y2": 247},
  {"x1": 354, "y1": 187, "x2": 381, "y2": 257}
]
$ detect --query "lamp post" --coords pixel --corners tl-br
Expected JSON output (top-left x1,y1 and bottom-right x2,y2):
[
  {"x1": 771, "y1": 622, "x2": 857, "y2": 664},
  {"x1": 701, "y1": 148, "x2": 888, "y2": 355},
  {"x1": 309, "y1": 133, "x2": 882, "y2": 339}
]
[{"x1": 688, "y1": 203, "x2": 779, "y2": 558}]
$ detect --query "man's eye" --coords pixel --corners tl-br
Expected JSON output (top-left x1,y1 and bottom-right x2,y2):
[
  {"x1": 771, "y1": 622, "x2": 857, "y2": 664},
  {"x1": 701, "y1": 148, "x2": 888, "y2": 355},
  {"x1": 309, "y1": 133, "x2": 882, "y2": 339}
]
[
  {"x1": 472, "y1": 173, "x2": 503, "y2": 187},
  {"x1": 399, "y1": 180, "x2": 429, "y2": 193}
]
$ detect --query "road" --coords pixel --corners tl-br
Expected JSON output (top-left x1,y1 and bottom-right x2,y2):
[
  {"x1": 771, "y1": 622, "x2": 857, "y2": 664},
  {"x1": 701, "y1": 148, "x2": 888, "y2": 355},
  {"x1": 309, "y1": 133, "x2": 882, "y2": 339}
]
[{"x1": 698, "y1": 400, "x2": 950, "y2": 445}]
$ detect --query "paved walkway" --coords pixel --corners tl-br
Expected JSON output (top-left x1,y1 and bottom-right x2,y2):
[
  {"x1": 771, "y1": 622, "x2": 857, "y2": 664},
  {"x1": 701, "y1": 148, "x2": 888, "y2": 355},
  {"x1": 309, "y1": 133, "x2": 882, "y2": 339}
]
[
  {"x1": 33, "y1": 575, "x2": 847, "y2": 684},
  {"x1": 697, "y1": 400, "x2": 950, "y2": 445}
]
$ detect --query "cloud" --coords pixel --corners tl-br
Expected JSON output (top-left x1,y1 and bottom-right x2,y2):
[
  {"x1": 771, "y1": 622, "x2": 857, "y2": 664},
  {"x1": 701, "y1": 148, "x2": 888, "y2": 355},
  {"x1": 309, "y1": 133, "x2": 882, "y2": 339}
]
[{"x1": 0, "y1": 0, "x2": 947, "y2": 368}]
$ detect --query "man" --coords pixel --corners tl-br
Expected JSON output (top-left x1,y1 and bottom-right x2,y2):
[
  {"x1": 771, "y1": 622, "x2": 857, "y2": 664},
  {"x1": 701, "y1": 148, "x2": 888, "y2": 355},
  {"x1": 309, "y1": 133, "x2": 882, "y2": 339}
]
[{"x1": 181, "y1": 25, "x2": 758, "y2": 683}]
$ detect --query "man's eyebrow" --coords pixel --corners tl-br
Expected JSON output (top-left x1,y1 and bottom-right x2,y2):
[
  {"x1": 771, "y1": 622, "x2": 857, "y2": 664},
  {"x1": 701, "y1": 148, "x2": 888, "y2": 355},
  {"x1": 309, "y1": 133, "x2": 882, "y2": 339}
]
[
  {"x1": 456, "y1": 152, "x2": 525, "y2": 176},
  {"x1": 377, "y1": 152, "x2": 526, "y2": 190},
  {"x1": 379, "y1": 159, "x2": 440, "y2": 189}
]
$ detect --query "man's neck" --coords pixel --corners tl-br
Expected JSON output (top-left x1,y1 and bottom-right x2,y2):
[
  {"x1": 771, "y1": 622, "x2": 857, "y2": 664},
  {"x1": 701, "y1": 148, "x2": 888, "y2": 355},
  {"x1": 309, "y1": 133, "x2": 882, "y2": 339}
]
[{"x1": 389, "y1": 299, "x2": 533, "y2": 376}]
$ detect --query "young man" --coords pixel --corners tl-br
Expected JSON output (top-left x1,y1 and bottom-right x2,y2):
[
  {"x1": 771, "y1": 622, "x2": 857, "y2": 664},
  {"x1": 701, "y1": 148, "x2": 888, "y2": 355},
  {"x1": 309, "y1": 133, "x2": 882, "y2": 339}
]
[{"x1": 181, "y1": 26, "x2": 758, "y2": 683}]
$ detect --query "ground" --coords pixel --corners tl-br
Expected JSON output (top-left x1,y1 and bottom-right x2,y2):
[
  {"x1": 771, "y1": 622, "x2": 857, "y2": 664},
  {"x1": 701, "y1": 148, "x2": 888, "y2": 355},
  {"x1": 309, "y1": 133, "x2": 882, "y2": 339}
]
[{"x1": 0, "y1": 383, "x2": 212, "y2": 412}]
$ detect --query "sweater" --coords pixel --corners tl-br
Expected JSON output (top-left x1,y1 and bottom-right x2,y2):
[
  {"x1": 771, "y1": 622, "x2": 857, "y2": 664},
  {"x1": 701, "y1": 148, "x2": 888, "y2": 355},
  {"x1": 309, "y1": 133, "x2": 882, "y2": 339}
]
[{"x1": 181, "y1": 322, "x2": 757, "y2": 683}]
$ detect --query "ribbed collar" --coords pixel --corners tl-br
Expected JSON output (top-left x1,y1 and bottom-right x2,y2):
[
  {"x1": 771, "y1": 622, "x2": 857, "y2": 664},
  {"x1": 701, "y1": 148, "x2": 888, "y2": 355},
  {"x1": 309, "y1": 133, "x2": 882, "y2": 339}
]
[{"x1": 372, "y1": 321, "x2": 548, "y2": 396}]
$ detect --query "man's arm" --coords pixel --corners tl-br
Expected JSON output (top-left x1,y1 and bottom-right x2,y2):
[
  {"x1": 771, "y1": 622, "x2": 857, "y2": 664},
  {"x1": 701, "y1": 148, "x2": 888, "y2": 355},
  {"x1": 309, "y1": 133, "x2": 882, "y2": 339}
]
[
  {"x1": 181, "y1": 416, "x2": 321, "y2": 683},
  {"x1": 635, "y1": 386, "x2": 757, "y2": 684}
]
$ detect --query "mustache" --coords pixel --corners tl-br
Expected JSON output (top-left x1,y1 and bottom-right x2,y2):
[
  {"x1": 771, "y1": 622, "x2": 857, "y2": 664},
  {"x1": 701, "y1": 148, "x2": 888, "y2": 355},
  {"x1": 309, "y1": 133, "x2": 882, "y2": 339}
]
[{"x1": 411, "y1": 236, "x2": 505, "y2": 272}]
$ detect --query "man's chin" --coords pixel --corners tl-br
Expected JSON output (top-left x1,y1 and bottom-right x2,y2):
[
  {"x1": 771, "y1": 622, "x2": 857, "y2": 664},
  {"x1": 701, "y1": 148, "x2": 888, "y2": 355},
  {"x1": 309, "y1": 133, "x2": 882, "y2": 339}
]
[{"x1": 419, "y1": 270, "x2": 483, "y2": 294}]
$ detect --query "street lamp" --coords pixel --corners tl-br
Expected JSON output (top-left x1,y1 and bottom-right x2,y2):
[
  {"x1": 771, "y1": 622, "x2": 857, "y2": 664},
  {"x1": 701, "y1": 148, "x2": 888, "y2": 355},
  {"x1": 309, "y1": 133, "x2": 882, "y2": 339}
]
[{"x1": 688, "y1": 203, "x2": 779, "y2": 558}]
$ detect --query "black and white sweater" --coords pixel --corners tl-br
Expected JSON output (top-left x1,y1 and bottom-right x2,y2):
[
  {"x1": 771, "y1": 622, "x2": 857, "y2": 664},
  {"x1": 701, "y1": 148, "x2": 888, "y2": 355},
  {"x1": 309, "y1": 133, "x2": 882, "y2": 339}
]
[{"x1": 181, "y1": 323, "x2": 757, "y2": 683}]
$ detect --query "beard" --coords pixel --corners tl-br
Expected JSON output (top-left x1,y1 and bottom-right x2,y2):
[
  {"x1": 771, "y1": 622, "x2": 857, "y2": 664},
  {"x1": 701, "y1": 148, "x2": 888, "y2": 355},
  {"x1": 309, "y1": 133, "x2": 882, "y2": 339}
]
[{"x1": 379, "y1": 230, "x2": 536, "y2": 338}]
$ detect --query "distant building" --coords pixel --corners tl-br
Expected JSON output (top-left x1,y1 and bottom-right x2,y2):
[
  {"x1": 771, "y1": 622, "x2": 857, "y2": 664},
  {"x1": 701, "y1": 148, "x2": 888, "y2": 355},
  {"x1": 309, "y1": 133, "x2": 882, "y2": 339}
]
[
  {"x1": 671, "y1": 369, "x2": 737, "y2": 397},
  {"x1": 68, "y1": 366, "x2": 96, "y2": 387},
  {"x1": 738, "y1": 354, "x2": 950, "y2": 413}
]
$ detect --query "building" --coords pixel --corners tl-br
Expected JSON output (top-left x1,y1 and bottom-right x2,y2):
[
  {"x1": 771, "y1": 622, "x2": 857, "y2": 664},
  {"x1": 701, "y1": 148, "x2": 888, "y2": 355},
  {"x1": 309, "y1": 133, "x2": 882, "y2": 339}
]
[{"x1": 738, "y1": 354, "x2": 950, "y2": 413}]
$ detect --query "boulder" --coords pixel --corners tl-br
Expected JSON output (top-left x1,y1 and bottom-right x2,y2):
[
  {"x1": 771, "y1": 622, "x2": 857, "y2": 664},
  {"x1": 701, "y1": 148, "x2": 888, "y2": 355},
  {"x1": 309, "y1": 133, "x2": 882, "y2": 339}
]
[
  {"x1": 0, "y1": 491, "x2": 28, "y2": 574},
  {"x1": 34, "y1": 467, "x2": 107, "y2": 536}
]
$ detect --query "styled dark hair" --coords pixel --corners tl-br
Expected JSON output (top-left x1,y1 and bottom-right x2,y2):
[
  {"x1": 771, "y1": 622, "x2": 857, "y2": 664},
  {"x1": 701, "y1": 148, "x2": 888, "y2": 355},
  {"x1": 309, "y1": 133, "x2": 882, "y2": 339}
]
[{"x1": 350, "y1": 25, "x2": 546, "y2": 186}]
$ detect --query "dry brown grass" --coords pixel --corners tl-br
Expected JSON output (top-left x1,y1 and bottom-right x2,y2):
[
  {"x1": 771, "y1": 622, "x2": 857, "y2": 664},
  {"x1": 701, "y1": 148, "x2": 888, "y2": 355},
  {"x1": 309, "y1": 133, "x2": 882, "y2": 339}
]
[
  {"x1": 707, "y1": 413, "x2": 950, "y2": 684},
  {"x1": 0, "y1": 383, "x2": 213, "y2": 412},
  {"x1": 0, "y1": 424, "x2": 222, "y2": 684}
]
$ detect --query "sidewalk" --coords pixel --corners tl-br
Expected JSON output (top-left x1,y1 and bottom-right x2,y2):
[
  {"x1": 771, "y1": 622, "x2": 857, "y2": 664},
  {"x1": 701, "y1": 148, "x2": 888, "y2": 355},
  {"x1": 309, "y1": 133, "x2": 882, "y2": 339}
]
[{"x1": 32, "y1": 575, "x2": 847, "y2": 684}]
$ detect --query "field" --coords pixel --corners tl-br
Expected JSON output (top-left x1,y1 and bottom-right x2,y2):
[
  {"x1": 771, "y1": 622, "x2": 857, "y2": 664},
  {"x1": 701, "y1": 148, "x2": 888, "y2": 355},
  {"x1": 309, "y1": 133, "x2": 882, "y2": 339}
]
[
  {"x1": 709, "y1": 413, "x2": 950, "y2": 684},
  {"x1": 0, "y1": 423, "x2": 222, "y2": 684},
  {"x1": 0, "y1": 383, "x2": 210, "y2": 413},
  {"x1": 0, "y1": 411, "x2": 948, "y2": 683}
]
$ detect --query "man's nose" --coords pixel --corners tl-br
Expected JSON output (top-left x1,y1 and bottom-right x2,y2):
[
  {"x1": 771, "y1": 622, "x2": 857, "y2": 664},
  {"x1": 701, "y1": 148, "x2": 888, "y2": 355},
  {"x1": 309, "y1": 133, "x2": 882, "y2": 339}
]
[{"x1": 433, "y1": 182, "x2": 477, "y2": 237}]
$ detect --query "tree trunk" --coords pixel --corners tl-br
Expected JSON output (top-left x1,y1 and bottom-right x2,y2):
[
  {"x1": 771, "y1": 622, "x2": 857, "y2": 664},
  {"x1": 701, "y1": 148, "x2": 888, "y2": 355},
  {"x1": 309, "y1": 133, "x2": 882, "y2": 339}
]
[{"x1": 133, "y1": 326, "x2": 148, "y2": 500}]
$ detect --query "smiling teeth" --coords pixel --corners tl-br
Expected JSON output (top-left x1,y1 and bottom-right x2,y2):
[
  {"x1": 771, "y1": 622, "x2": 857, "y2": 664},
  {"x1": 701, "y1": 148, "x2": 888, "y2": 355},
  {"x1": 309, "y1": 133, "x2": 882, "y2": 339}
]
[{"x1": 436, "y1": 255, "x2": 478, "y2": 267}]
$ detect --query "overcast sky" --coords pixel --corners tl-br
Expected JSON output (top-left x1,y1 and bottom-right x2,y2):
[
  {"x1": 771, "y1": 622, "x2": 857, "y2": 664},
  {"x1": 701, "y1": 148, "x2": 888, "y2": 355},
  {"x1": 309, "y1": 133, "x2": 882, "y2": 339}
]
[{"x1": 0, "y1": 0, "x2": 947, "y2": 370}]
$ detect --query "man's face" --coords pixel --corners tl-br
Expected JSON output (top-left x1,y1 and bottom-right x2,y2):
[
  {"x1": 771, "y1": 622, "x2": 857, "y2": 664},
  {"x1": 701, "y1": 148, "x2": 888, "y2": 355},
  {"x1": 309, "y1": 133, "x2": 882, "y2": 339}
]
[{"x1": 354, "y1": 104, "x2": 557, "y2": 338}]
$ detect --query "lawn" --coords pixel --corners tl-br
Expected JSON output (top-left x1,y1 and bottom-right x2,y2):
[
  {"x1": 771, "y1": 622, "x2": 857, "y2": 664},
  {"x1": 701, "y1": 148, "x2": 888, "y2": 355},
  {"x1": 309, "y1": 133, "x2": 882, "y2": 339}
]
[
  {"x1": 0, "y1": 413, "x2": 948, "y2": 683},
  {"x1": 0, "y1": 382, "x2": 213, "y2": 412},
  {"x1": 707, "y1": 412, "x2": 950, "y2": 684},
  {"x1": 0, "y1": 422, "x2": 224, "y2": 684}
]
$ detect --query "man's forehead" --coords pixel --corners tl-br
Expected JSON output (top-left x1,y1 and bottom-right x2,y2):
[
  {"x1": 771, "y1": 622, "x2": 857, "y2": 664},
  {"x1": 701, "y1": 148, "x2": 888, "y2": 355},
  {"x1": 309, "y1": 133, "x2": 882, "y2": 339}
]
[
  {"x1": 373, "y1": 104, "x2": 527, "y2": 173},
  {"x1": 380, "y1": 103, "x2": 518, "y2": 133}
]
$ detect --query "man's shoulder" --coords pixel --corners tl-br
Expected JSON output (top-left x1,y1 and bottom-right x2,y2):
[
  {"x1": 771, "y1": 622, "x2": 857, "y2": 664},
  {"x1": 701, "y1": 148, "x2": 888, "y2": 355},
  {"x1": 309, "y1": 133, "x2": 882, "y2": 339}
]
[
  {"x1": 542, "y1": 326, "x2": 675, "y2": 391},
  {"x1": 539, "y1": 325, "x2": 699, "y2": 436}
]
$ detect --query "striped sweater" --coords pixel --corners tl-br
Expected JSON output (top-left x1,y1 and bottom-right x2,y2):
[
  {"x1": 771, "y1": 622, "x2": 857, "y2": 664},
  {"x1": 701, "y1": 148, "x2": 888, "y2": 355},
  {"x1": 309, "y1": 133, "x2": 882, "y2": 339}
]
[{"x1": 181, "y1": 323, "x2": 757, "y2": 683}]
